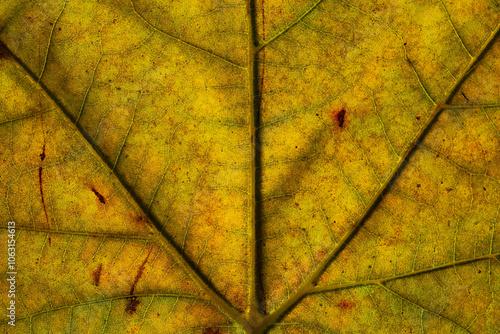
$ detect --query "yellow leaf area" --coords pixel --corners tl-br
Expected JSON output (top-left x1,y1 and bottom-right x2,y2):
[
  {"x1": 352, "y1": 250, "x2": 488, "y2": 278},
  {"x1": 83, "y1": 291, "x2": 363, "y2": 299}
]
[{"x1": 0, "y1": 0, "x2": 499, "y2": 333}]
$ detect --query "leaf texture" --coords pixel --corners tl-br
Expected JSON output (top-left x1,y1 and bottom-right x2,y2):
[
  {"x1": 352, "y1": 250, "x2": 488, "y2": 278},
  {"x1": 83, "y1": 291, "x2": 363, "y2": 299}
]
[{"x1": 0, "y1": 0, "x2": 499, "y2": 333}]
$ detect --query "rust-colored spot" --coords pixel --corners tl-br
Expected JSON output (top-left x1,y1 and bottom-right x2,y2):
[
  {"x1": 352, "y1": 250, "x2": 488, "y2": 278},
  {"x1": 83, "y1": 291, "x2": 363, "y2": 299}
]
[
  {"x1": 338, "y1": 298, "x2": 355, "y2": 311},
  {"x1": 48, "y1": 237, "x2": 51, "y2": 246},
  {"x1": 333, "y1": 109, "x2": 346, "y2": 128},
  {"x1": 91, "y1": 187, "x2": 106, "y2": 204},
  {"x1": 129, "y1": 248, "x2": 153, "y2": 295},
  {"x1": 416, "y1": 116, "x2": 421, "y2": 121},
  {"x1": 91, "y1": 263, "x2": 103, "y2": 286},
  {"x1": 40, "y1": 144, "x2": 46, "y2": 161},
  {"x1": 38, "y1": 167, "x2": 49, "y2": 226},
  {"x1": 125, "y1": 297, "x2": 140, "y2": 315},
  {"x1": 0, "y1": 42, "x2": 12, "y2": 60},
  {"x1": 135, "y1": 215, "x2": 148, "y2": 227},
  {"x1": 203, "y1": 329, "x2": 221, "y2": 334}
]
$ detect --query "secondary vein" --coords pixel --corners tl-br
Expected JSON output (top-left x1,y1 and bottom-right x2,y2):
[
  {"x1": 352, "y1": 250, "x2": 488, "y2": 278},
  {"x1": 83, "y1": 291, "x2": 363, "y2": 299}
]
[{"x1": 0, "y1": 40, "x2": 247, "y2": 329}]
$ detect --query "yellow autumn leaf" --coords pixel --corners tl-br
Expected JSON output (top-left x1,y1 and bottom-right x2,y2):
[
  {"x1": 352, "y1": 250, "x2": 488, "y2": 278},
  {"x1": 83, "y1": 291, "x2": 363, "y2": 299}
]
[{"x1": 1, "y1": 0, "x2": 500, "y2": 333}]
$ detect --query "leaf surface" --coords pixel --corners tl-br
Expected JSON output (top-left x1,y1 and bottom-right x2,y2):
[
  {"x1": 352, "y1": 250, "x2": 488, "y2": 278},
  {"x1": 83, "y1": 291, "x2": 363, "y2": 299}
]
[{"x1": 1, "y1": 0, "x2": 500, "y2": 333}]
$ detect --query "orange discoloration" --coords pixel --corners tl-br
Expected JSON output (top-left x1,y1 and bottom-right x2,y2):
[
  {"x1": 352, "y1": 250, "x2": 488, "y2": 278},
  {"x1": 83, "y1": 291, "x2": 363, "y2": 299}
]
[
  {"x1": 91, "y1": 263, "x2": 103, "y2": 286},
  {"x1": 331, "y1": 108, "x2": 347, "y2": 128},
  {"x1": 338, "y1": 298, "x2": 355, "y2": 311}
]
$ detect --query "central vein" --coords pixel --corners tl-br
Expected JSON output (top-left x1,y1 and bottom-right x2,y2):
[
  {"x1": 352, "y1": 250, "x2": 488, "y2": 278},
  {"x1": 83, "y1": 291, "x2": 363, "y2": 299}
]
[{"x1": 246, "y1": 0, "x2": 262, "y2": 326}]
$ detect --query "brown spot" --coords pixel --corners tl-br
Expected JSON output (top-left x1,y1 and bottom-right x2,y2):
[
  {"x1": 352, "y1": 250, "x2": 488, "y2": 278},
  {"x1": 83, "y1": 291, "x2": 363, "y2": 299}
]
[
  {"x1": 478, "y1": 270, "x2": 482, "y2": 273},
  {"x1": 91, "y1": 187, "x2": 106, "y2": 204},
  {"x1": 416, "y1": 116, "x2": 421, "y2": 121},
  {"x1": 91, "y1": 263, "x2": 103, "y2": 286},
  {"x1": 315, "y1": 249, "x2": 326, "y2": 261},
  {"x1": 203, "y1": 329, "x2": 221, "y2": 334},
  {"x1": 333, "y1": 109, "x2": 346, "y2": 128},
  {"x1": 0, "y1": 41, "x2": 12, "y2": 60},
  {"x1": 40, "y1": 144, "x2": 46, "y2": 161},
  {"x1": 133, "y1": 215, "x2": 150, "y2": 229},
  {"x1": 338, "y1": 298, "x2": 355, "y2": 311},
  {"x1": 129, "y1": 248, "x2": 153, "y2": 295},
  {"x1": 125, "y1": 297, "x2": 140, "y2": 315},
  {"x1": 48, "y1": 237, "x2": 51, "y2": 246},
  {"x1": 38, "y1": 167, "x2": 49, "y2": 226}
]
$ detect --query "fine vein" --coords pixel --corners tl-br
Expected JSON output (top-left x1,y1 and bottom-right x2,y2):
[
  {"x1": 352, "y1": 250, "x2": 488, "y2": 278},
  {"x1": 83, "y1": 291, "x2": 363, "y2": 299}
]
[
  {"x1": 0, "y1": 42, "x2": 247, "y2": 329},
  {"x1": 255, "y1": 22, "x2": 500, "y2": 332}
]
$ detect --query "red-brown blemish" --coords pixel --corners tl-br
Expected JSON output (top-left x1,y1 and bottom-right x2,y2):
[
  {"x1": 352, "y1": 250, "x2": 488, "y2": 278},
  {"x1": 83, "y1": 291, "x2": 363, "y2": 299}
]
[
  {"x1": 40, "y1": 144, "x2": 46, "y2": 161},
  {"x1": 91, "y1": 187, "x2": 106, "y2": 204},
  {"x1": 332, "y1": 109, "x2": 346, "y2": 128},
  {"x1": 91, "y1": 263, "x2": 103, "y2": 286},
  {"x1": 125, "y1": 297, "x2": 140, "y2": 315},
  {"x1": 338, "y1": 298, "x2": 355, "y2": 311},
  {"x1": 134, "y1": 215, "x2": 149, "y2": 229},
  {"x1": 203, "y1": 328, "x2": 221, "y2": 334},
  {"x1": 48, "y1": 237, "x2": 51, "y2": 246},
  {"x1": 416, "y1": 116, "x2": 421, "y2": 121},
  {"x1": 129, "y1": 248, "x2": 153, "y2": 295},
  {"x1": 38, "y1": 167, "x2": 49, "y2": 227},
  {"x1": 125, "y1": 250, "x2": 152, "y2": 315},
  {"x1": 0, "y1": 42, "x2": 12, "y2": 60},
  {"x1": 316, "y1": 250, "x2": 325, "y2": 258}
]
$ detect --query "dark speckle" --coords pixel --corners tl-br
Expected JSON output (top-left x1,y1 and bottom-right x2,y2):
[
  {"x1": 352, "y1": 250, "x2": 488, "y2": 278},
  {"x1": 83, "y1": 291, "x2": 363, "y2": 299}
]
[
  {"x1": 125, "y1": 297, "x2": 140, "y2": 315},
  {"x1": 334, "y1": 109, "x2": 346, "y2": 128},
  {"x1": 91, "y1": 188, "x2": 106, "y2": 204},
  {"x1": 416, "y1": 116, "x2": 421, "y2": 121},
  {"x1": 203, "y1": 329, "x2": 221, "y2": 334},
  {"x1": 91, "y1": 263, "x2": 103, "y2": 286},
  {"x1": 0, "y1": 41, "x2": 12, "y2": 59},
  {"x1": 40, "y1": 144, "x2": 46, "y2": 161},
  {"x1": 417, "y1": 184, "x2": 421, "y2": 188},
  {"x1": 338, "y1": 298, "x2": 355, "y2": 311}
]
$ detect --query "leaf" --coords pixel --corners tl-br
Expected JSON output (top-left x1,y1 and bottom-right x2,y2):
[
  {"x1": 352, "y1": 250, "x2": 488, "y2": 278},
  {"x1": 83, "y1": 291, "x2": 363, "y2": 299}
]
[{"x1": 1, "y1": 0, "x2": 500, "y2": 332}]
